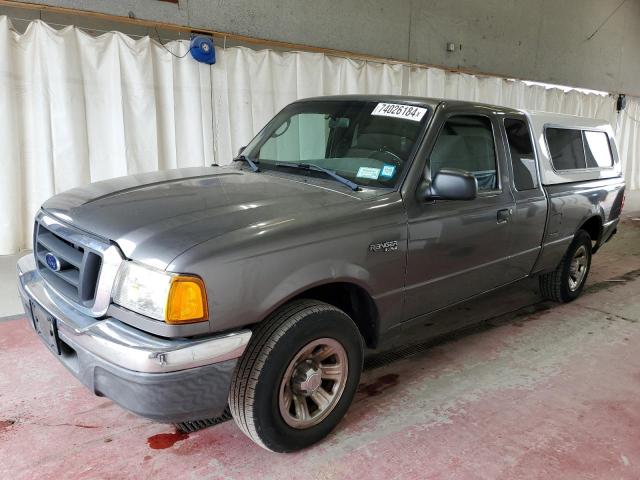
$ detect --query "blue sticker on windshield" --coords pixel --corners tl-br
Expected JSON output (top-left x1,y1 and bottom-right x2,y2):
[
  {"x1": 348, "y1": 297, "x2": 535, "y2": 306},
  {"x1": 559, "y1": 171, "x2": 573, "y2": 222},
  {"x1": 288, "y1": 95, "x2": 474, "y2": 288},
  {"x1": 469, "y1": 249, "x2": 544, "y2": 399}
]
[
  {"x1": 380, "y1": 164, "x2": 396, "y2": 179},
  {"x1": 356, "y1": 167, "x2": 381, "y2": 180}
]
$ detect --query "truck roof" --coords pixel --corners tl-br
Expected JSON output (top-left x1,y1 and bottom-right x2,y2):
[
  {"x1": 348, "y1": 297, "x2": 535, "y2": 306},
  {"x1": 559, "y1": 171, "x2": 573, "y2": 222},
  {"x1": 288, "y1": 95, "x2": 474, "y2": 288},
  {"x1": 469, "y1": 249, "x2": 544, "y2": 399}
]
[{"x1": 298, "y1": 95, "x2": 611, "y2": 126}]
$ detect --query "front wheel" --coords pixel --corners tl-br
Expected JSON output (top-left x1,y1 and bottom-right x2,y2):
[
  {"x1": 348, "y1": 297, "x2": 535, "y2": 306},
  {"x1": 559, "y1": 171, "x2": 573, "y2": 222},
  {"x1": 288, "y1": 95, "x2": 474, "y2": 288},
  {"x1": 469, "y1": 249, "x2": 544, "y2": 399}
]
[
  {"x1": 539, "y1": 229, "x2": 592, "y2": 302},
  {"x1": 229, "y1": 299, "x2": 363, "y2": 452}
]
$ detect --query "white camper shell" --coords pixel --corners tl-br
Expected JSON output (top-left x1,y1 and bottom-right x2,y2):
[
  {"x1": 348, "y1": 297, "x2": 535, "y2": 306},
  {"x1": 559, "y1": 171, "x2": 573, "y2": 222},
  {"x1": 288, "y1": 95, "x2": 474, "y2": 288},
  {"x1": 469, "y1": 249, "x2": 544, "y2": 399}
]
[{"x1": 523, "y1": 111, "x2": 621, "y2": 186}]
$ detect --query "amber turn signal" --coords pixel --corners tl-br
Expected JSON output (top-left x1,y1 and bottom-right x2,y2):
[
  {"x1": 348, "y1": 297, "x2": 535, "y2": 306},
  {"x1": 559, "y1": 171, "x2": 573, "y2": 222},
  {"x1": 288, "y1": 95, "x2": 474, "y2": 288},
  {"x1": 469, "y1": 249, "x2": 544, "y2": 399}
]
[{"x1": 165, "y1": 276, "x2": 209, "y2": 324}]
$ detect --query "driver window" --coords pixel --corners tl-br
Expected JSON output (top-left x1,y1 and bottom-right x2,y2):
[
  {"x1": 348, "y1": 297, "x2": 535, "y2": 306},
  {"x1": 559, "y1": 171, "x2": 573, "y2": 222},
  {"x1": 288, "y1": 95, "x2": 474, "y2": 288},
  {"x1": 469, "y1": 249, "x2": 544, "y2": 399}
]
[{"x1": 430, "y1": 115, "x2": 498, "y2": 192}]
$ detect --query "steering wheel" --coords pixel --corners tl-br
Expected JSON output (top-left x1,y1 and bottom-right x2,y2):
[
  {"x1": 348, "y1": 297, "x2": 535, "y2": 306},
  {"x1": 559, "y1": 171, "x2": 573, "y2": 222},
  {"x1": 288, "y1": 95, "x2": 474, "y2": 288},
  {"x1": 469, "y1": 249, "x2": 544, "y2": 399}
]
[{"x1": 367, "y1": 147, "x2": 403, "y2": 167}]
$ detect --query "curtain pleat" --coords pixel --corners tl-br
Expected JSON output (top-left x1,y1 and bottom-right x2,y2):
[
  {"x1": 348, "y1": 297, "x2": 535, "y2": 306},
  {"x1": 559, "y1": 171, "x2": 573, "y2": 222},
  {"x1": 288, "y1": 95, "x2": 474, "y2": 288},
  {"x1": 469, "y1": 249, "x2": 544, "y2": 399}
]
[
  {"x1": 618, "y1": 97, "x2": 640, "y2": 190},
  {"x1": 0, "y1": 17, "x2": 638, "y2": 254}
]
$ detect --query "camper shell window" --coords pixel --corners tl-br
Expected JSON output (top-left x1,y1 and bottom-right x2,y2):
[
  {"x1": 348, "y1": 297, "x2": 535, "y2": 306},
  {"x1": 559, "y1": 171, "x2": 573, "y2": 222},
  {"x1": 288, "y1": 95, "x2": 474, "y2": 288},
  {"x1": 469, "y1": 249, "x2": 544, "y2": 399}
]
[{"x1": 545, "y1": 127, "x2": 613, "y2": 171}]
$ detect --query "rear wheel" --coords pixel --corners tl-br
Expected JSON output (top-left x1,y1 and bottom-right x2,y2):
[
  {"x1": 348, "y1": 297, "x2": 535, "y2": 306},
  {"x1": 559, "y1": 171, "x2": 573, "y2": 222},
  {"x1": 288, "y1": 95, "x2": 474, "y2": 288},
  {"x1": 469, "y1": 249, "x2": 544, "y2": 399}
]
[
  {"x1": 229, "y1": 299, "x2": 363, "y2": 452},
  {"x1": 539, "y1": 229, "x2": 592, "y2": 302}
]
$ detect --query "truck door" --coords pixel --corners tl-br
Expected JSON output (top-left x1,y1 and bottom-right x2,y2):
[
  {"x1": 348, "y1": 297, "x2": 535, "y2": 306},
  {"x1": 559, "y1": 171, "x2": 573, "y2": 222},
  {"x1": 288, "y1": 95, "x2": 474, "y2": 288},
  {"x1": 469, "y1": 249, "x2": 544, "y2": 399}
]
[
  {"x1": 403, "y1": 106, "x2": 517, "y2": 319},
  {"x1": 501, "y1": 115, "x2": 547, "y2": 277}
]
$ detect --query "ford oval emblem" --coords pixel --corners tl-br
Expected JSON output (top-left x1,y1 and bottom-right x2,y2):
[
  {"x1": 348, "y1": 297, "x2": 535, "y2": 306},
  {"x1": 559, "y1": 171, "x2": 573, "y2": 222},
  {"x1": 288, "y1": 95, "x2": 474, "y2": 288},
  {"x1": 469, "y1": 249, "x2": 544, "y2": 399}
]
[{"x1": 45, "y1": 252, "x2": 62, "y2": 272}]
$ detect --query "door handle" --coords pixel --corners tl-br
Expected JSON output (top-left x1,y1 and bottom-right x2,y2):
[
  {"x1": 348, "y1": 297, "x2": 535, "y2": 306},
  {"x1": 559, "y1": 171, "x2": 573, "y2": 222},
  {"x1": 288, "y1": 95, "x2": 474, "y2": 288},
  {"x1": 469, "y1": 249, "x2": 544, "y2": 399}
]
[{"x1": 497, "y1": 208, "x2": 512, "y2": 224}]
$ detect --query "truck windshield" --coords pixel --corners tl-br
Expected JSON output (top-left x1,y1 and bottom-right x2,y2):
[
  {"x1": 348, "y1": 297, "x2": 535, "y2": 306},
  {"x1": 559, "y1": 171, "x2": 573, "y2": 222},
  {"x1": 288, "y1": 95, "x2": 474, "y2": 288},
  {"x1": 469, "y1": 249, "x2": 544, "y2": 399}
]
[{"x1": 244, "y1": 100, "x2": 430, "y2": 189}]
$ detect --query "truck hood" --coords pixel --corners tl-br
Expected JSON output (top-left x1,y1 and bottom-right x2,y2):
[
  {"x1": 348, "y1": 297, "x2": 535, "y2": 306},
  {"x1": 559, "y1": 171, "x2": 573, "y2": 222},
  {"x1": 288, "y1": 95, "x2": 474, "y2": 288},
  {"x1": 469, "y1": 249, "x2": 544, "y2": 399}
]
[{"x1": 43, "y1": 166, "x2": 370, "y2": 269}]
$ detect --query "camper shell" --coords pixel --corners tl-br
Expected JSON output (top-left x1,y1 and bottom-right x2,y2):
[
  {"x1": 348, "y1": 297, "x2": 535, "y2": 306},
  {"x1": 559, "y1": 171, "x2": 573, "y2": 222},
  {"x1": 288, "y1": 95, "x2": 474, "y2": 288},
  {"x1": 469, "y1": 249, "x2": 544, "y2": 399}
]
[{"x1": 524, "y1": 111, "x2": 621, "y2": 185}]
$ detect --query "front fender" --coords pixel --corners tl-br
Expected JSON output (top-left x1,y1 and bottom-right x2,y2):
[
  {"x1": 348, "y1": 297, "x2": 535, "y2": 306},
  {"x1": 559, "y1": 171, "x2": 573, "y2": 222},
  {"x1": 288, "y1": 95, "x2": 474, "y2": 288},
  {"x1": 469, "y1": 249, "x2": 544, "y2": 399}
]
[
  {"x1": 200, "y1": 235, "x2": 404, "y2": 333},
  {"x1": 257, "y1": 260, "x2": 375, "y2": 321},
  {"x1": 168, "y1": 192, "x2": 408, "y2": 335}
]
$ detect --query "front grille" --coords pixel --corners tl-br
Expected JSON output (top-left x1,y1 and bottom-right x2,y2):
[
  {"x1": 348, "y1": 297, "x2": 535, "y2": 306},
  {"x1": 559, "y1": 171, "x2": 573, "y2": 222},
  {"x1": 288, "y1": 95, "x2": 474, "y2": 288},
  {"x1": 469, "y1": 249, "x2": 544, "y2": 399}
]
[{"x1": 35, "y1": 220, "x2": 103, "y2": 306}]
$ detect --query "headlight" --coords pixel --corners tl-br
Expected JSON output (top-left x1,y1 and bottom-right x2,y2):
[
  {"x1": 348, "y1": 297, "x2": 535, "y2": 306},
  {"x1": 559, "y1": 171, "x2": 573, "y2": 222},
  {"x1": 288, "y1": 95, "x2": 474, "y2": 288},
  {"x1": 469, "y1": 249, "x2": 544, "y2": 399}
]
[{"x1": 112, "y1": 261, "x2": 208, "y2": 324}]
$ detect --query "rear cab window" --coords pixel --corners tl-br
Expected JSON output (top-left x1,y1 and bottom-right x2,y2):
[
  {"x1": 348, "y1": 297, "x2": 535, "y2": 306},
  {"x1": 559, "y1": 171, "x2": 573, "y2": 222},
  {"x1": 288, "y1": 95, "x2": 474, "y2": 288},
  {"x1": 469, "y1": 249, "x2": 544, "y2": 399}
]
[{"x1": 504, "y1": 118, "x2": 538, "y2": 191}]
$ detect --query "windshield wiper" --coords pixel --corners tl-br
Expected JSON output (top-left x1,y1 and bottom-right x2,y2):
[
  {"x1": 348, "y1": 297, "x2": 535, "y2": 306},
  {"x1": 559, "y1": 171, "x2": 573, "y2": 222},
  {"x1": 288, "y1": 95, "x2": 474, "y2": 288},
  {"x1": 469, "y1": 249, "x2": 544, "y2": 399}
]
[
  {"x1": 275, "y1": 163, "x2": 360, "y2": 191},
  {"x1": 233, "y1": 154, "x2": 260, "y2": 172}
]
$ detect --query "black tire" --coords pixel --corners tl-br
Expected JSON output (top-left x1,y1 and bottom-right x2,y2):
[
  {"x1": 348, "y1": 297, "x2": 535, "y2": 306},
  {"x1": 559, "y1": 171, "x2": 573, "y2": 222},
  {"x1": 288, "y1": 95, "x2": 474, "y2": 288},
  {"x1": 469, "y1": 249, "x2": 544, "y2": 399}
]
[
  {"x1": 539, "y1": 229, "x2": 592, "y2": 302},
  {"x1": 229, "y1": 299, "x2": 363, "y2": 452}
]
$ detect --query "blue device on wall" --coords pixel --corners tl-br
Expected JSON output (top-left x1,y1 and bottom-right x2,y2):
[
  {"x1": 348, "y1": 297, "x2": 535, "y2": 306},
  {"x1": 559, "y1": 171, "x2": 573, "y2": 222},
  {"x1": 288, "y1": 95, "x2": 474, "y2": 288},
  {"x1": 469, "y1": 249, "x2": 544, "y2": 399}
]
[{"x1": 190, "y1": 35, "x2": 216, "y2": 65}]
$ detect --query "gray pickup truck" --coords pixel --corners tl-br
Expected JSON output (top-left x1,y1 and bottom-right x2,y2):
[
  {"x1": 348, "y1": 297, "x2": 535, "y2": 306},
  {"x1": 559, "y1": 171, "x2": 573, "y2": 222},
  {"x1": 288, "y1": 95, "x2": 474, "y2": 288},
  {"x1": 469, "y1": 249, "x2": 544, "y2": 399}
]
[{"x1": 18, "y1": 96, "x2": 625, "y2": 452}]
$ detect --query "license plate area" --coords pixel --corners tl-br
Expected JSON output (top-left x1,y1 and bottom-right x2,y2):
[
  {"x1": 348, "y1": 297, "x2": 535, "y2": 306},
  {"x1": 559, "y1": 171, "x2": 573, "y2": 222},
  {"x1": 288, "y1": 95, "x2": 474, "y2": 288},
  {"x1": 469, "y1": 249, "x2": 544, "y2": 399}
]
[{"x1": 30, "y1": 301, "x2": 61, "y2": 355}]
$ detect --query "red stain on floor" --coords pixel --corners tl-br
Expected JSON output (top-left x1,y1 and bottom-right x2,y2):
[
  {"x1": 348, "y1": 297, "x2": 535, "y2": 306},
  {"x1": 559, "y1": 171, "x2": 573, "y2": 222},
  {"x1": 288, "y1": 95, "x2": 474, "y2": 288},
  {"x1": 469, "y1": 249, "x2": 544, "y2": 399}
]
[
  {"x1": 0, "y1": 419, "x2": 16, "y2": 432},
  {"x1": 358, "y1": 373, "x2": 399, "y2": 397},
  {"x1": 146, "y1": 430, "x2": 189, "y2": 450}
]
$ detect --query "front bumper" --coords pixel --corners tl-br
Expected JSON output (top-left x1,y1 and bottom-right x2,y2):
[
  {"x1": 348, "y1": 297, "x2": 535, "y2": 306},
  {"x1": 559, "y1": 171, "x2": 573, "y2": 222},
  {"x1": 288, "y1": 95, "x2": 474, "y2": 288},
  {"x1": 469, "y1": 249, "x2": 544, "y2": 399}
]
[{"x1": 17, "y1": 254, "x2": 252, "y2": 422}]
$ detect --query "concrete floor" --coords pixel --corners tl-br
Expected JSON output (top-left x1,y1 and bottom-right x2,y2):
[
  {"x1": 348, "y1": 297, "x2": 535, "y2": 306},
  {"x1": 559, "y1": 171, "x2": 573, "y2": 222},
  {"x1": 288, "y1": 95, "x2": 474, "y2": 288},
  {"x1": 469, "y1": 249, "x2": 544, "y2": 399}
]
[{"x1": 1, "y1": 215, "x2": 640, "y2": 479}]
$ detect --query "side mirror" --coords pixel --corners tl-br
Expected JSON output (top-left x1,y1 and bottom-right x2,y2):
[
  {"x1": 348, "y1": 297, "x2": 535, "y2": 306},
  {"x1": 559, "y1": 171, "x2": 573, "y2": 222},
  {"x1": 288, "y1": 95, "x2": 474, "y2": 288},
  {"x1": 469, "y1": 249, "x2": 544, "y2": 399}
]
[{"x1": 419, "y1": 168, "x2": 477, "y2": 201}]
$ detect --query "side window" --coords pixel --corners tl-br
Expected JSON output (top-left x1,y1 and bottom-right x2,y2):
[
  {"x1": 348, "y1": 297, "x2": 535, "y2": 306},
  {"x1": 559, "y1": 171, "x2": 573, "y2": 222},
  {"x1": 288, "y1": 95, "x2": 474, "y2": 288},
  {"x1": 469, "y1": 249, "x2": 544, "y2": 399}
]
[
  {"x1": 430, "y1": 115, "x2": 498, "y2": 192},
  {"x1": 546, "y1": 128, "x2": 586, "y2": 170},
  {"x1": 583, "y1": 131, "x2": 613, "y2": 168},
  {"x1": 504, "y1": 118, "x2": 538, "y2": 191}
]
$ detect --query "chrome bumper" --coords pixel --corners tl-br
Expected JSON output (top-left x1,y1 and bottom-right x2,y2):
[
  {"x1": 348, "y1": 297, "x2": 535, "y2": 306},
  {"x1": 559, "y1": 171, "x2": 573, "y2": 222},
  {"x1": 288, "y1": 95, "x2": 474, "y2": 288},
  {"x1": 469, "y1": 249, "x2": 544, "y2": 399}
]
[{"x1": 17, "y1": 254, "x2": 251, "y2": 374}]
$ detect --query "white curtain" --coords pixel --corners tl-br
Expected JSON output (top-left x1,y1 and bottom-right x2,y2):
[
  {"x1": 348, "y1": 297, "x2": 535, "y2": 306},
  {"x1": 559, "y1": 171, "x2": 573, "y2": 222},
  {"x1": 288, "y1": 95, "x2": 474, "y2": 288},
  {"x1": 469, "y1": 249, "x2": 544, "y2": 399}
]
[
  {"x1": 0, "y1": 17, "x2": 638, "y2": 254},
  {"x1": 617, "y1": 96, "x2": 640, "y2": 191},
  {"x1": 0, "y1": 18, "x2": 214, "y2": 254}
]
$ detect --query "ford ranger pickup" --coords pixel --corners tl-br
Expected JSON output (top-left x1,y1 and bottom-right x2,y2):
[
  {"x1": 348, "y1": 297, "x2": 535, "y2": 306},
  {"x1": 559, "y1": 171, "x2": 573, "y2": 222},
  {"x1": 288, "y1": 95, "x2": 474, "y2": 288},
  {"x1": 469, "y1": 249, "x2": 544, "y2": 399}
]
[{"x1": 17, "y1": 96, "x2": 625, "y2": 452}]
